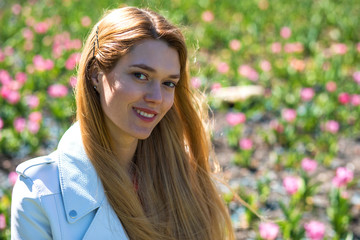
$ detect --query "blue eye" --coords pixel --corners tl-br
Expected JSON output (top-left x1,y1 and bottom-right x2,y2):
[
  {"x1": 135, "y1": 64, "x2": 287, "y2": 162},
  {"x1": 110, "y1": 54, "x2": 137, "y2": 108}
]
[
  {"x1": 133, "y1": 72, "x2": 147, "y2": 80},
  {"x1": 164, "y1": 81, "x2": 177, "y2": 88}
]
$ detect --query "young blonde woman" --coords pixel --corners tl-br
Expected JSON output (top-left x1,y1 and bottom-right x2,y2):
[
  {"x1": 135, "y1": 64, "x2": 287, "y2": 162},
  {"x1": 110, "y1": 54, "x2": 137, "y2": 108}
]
[{"x1": 11, "y1": 6, "x2": 234, "y2": 240}]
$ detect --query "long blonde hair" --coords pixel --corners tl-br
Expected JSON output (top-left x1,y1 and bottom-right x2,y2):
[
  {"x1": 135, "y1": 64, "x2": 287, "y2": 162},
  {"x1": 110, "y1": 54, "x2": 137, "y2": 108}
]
[{"x1": 76, "y1": 6, "x2": 234, "y2": 240}]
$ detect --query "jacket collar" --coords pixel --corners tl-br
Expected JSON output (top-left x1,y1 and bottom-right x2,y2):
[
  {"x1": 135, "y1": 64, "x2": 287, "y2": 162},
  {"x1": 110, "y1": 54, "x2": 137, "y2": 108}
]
[{"x1": 57, "y1": 122, "x2": 105, "y2": 223}]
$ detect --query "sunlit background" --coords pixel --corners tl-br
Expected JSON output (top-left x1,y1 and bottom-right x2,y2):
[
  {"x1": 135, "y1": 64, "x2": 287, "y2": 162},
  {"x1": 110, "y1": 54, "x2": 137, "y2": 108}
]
[{"x1": 1, "y1": 0, "x2": 359, "y2": 239}]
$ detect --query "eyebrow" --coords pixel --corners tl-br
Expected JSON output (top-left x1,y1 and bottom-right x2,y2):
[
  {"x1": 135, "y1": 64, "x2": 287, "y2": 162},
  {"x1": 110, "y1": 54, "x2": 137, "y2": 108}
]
[{"x1": 129, "y1": 64, "x2": 180, "y2": 79}]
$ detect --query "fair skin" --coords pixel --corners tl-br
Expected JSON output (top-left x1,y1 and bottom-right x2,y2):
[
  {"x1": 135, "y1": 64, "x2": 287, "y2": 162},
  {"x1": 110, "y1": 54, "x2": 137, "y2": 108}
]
[{"x1": 92, "y1": 39, "x2": 180, "y2": 168}]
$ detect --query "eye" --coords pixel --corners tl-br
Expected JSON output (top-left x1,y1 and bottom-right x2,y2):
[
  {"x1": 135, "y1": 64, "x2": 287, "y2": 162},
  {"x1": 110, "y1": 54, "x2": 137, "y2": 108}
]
[
  {"x1": 133, "y1": 72, "x2": 148, "y2": 80},
  {"x1": 163, "y1": 81, "x2": 177, "y2": 88}
]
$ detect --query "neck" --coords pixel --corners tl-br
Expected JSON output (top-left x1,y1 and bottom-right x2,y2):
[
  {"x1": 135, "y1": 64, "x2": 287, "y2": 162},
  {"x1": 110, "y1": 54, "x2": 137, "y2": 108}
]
[{"x1": 111, "y1": 136, "x2": 138, "y2": 171}]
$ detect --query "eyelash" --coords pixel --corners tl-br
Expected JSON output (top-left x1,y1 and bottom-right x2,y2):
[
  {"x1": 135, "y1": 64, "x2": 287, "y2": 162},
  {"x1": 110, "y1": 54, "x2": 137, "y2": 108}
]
[{"x1": 132, "y1": 72, "x2": 177, "y2": 88}]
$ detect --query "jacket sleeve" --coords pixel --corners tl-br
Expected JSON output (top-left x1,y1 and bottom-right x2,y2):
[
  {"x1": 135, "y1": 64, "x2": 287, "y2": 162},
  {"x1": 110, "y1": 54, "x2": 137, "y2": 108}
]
[{"x1": 11, "y1": 175, "x2": 52, "y2": 240}]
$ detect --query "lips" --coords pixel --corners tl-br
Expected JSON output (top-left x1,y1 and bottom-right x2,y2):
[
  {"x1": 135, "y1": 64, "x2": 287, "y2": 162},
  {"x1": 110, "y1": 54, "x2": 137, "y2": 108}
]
[{"x1": 132, "y1": 107, "x2": 158, "y2": 122}]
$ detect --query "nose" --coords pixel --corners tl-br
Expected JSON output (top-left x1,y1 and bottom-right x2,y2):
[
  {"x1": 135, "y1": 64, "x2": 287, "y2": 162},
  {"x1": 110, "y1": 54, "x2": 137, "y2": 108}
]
[{"x1": 144, "y1": 82, "x2": 162, "y2": 104}]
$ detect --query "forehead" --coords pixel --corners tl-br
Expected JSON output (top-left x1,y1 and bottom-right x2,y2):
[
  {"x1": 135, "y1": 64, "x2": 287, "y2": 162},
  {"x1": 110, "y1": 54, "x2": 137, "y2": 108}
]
[{"x1": 115, "y1": 39, "x2": 180, "y2": 74}]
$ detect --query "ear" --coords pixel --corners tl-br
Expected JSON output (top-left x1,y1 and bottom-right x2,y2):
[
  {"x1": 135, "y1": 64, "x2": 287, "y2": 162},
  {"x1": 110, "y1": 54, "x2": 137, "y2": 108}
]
[{"x1": 91, "y1": 71, "x2": 104, "y2": 88}]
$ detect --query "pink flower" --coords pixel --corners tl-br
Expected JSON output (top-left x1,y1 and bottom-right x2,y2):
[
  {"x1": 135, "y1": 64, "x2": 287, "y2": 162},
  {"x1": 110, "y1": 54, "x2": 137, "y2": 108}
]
[
  {"x1": 48, "y1": 84, "x2": 68, "y2": 98},
  {"x1": 0, "y1": 49, "x2": 4, "y2": 62},
  {"x1": 229, "y1": 39, "x2": 241, "y2": 51},
  {"x1": 259, "y1": 222, "x2": 279, "y2": 240},
  {"x1": 304, "y1": 221, "x2": 325, "y2": 240},
  {"x1": 260, "y1": 60, "x2": 271, "y2": 72},
  {"x1": 351, "y1": 94, "x2": 360, "y2": 106},
  {"x1": 0, "y1": 117, "x2": 3, "y2": 129},
  {"x1": 211, "y1": 82, "x2": 222, "y2": 92},
  {"x1": 8, "y1": 171, "x2": 18, "y2": 185},
  {"x1": 81, "y1": 16, "x2": 92, "y2": 27},
  {"x1": 28, "y1": 121, "x2": 40, "y2": 134},
  {"x1": 226, "y1": 112, "x2": 246, "y2": 126},
  {"x1": 290, "y1": 58, "x2": 305, "y2": 72},
  {"x1": 190, "y1": 77, "x2": 201, "y2": 89},
  {"x1": 6, "y1": 90, "x2": 21, "y2": 104},
  {"x1": 326, "y1": 81, "x2": 337, "y2": 92},
  {"x1": 12, "y1": 4, "x2": 22, "y2": 15},
  {"x1": 29, "y1": 112, "x2": 42, "y2": 123},
  {"x1": 202, "y1": 10, "x2": 214, "y2": 22},
  {"x1": 284, "y1": 42, "x2": 304, "y2": 53},
  {"x1": 353, "y1": 71, "x2": 360, "y2": 85},
  {"x1": 23, "y1": 28, "x2": 34, "y2": 40},
  {"x1": 69, "y1": 76, "x2": 77, "y2": 88},
  {"x1": 325, "y1": 120, "x2": 339, "y2": 133},
  {"x1": 34, "y1": 21, "x2": 49, "y2": 34},
  {"x1": 331, "y1": 43, "x2": 347, "y2": 55},
  {"x1": 4, "y1": 46, "x2": 14, "y2": 56},
  {"x1": 14, "y1": 117, "x2": 26, "y2": 133},
  {"x1": 280, "y1": 26, "x2": 291, "y2": 39},
  {"x1": 33, "y1": 55, "x2": 54, "y2": 71},
  {"x1": 15, "y1": 72, "x2": 27, "y2": 84},
  {"x1": 65, "y1": 53, "x2": 81, "y2": 70},
  {"x1": 0, "y1": 214, "x2": 6, "y2": 230},
  {"x1": 217, "y1": 62, "x2": 229, "y2": 74},
  {"x1": 300, "y1": 88, "x2": 315, "y2": 101},
  {"x1": 282, "y1": 108, "x2": 297, "y2": 123},
  {"x1": 283, "y1": 176, "x2": 301, "y2": 195},
  {"x1": 239, "y1": 138, "x2": 253, "y2": 150},
  {"x1": 26, "y1": 95, "x2": 40, "y2": 109},
  {"x1": 338, "y1": 92, "x2": 350, "y2": 105},
  {"x1": 357, "y1": 43, "x2": 360, "y2": 53},
  {"x1": 332, "y1": 167, "x2": 354, "y2": 188},
  {"x1": 301, "y1": 158, "x2": 317, "y2": 173},
  {"x1": 0, "y1": 69, "x2": 12, "y2": 85},
  {"x1": 238, "y1": 65, "x2": 259, "y2": 81},
  {"x1": 271, "y1": 42, "x2": 282, "y2": 53},
  {"x1": 269, "y1": 120, "x2": 284, "y2": 133}
]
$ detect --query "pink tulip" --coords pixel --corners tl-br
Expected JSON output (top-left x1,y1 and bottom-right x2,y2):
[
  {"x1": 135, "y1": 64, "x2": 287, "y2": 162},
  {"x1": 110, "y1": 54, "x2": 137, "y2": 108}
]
[
  {"x1": 259, "y1": 222, "x2": 279, "y2": 240},
  {"x1": 69, "y1": 76, "x2": 77, "y2": 88},
  {"x1": 202, "y1": 10, "x2": 214, "y2": 22},
  {"x1": 324, "y1": 120, "x2": 339, "y2": 133},
  {"x1": 300, "y1": 88, "x2": 315, "y2": 101},
  {"x1": 229, "y1": 39, "x2": 241, "y2": 51},
  {"x1": 301, "y1": 158, "x2": 317, "y2": 173},
  {"x1": 353, "y1": 71, "x2": 360, "y2": 85},
  {"x1": 283, "y1": 176, "x2": 300, "y2": 195},
  {"x1": 238, "y1": 65, "x2": 259, "y2": 81},
  {"x1": 0, "y1": 117, "x2": 3, "y2": 129},
  {"x1": 338, "y1": 92, "x2": 350, "y2": 105},
  {"x1": 239, "y1": 138, "x2": 253, "y2": 150},
  {"x1": 48, "y1": 84, "x2": 68, "y2": 98},
  {"x1": 14, "y1": 117, "x2": 26, "y2": 133},
  {"x1": 326, "y1": 81, "x2": 337, "y2": 92},
  {"x1": 332, "y1": 167, "x2": 353, "y2": 188},
  {"x1": 351, "y1": 94, "x2": 360, "y2": 106},
  {"x1": 217, "y1": 62, "x2": 229, "y2": 74},
  {"x1": 304, "y1": 221, "x2": 325, "y2": 240},
  {"x1": 331, "y1": 43, "x2": 347, "y2": 55},
  {"x1": 226, "y1": 112, "x2": 246, "y2": 126},
  {"x1": 15, "y1": 72, "x2": 27, "y2": 84},
  {"x1": 26, "y1": 95, "x2": 40, "y2": 109},
  {"x1": 28, "y1": 121, "x2": 40, "y2": 134},
  {"x1": 0, "y1": 214, "x2": 6, "y2": 230},
  {"x1": 284, "y1": 42, "x2": 304, "y2": 53},
  {"x1": 269, "y1": 120, "x2": 284, "y2": 133},
  {"x1": 260, "y1": 60, "x2": 271, "y2": 72},
  {"x1": 271, "y1": 42, "x2": 282, "y2": 53},
  {"x1": 190, "y1": 77, "x2": 201, "y2": 89},
  {"x1": 0, "y1": 69, "x2": 12, "y2": 85},
  {"x1": 29, "y1": 112, "x2": 42, "y2": 123},
  {"x1": 280, "y1": 26, "x2": 291, "y2": 39},
  {"x1": 65, "y1": 53, "x2": 81, "y2": 70},
  {"x1": 8, "y1": 171, "x2": 18, "y2": 185},
  {"x1": 81, "y1": 16, "x2": 92, "y2": 27},
  {"x1": 23, "y1": 28, "x2": 34, "y2": 40},
  {"x1": 34, "y1": 21, "x2": 49, "y2": 34},
  {"x1": 282, "y1": 108, "x2": 297, "y2": 123},
  {"x1": 12, "y1": 4, "x2": 22, "y2": 15}
]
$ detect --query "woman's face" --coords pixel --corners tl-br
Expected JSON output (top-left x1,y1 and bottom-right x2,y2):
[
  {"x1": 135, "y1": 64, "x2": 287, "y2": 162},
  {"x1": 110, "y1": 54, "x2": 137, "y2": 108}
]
[{"x1": 94, "y1": 39, "x2": 180, "y2": 142}]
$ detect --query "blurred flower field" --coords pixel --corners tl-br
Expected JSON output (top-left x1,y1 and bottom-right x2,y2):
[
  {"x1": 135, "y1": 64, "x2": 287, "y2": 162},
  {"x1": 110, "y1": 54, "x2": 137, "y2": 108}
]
[{"x1": 0, "y1": 0, "x2": 359, "y2": 239}]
